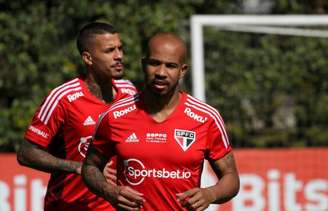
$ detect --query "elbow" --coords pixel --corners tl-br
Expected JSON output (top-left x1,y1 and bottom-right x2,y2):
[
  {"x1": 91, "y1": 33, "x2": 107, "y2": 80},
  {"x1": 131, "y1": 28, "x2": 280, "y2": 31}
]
[
  {"x1": 214, "y1": 173, "x2": 240, "y2": 204},
  {"x1": 222, "y1": 173, "x2": 240, "y2": 202},
  {"x1": 16, "y1": 141, "x2": 32, "y2": 167},
  {"x1": 16, "y1": 148, "x2": 27, "y2": 166},
  {"x1": 232, "y1": 174, "x2": 240, "y2": 198}
]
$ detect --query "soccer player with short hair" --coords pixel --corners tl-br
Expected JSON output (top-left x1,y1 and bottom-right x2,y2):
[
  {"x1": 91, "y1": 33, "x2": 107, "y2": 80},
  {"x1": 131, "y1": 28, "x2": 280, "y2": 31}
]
[
  {"x1": 82, "y1": 32, "x2": 239, "y2": 210},
  {"x1": 17, "y1": 22, "x2": 137, "y2": 211}
]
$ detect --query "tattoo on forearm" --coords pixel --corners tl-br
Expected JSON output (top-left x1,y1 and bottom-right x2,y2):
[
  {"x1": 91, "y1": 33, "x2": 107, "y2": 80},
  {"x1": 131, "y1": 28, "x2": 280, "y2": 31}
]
[
  {"x1": 83, "y1": 164, "x2": 108, "y2": 197},
  {"x1": 56, "y1": 160, "x2": 81, "y2": 173},
  {"x1": 82, "y1": 145, "x2": 113, "y2": 201},
  {"x1": 18, "y1": 141, "x2": 81, "y2": 174}
]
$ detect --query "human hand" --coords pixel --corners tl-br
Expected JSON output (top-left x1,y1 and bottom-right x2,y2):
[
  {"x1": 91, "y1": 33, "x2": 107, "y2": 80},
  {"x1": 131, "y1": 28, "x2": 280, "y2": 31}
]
[
  {"x1": 75, "y1": 162, "x2": 82, "y2": 175},
  {"x1": 103, "y1": 160, "x2": 117, "y2": 185},
  {"x1": 108, "y1": 185, "x2": 145, "y2": 211},
  {"x1": 176, "y1": 188, "x2": 214, "y2": 211}
]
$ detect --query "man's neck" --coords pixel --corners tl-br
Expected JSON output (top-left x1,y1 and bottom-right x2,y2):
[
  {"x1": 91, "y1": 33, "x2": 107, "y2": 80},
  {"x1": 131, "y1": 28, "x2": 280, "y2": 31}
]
[
  {"x1": 144, "y1": 89, "x2": 181, "y2": 123},
  {"x1": 85, "y1": 74, "x2": 113, "y2": 103}
]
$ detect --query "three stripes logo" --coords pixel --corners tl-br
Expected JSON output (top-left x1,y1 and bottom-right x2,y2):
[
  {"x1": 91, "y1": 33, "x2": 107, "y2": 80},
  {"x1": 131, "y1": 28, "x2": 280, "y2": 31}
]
[
  {"x1": 125, "y1": 133, "x2": 139, "y2": 143},
  {"x1": 83, "y1": 116, "x2": 96, "y2": 126}
]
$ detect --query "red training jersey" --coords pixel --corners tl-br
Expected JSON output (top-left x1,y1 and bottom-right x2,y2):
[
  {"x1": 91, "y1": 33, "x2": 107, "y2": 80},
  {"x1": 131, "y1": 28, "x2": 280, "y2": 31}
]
[
  {"x1": 93, "y1": 91, "x2": 231, "y2": 210},
  {"x1": 24, "y1": 77, "x2": 137, "y2": 211}
]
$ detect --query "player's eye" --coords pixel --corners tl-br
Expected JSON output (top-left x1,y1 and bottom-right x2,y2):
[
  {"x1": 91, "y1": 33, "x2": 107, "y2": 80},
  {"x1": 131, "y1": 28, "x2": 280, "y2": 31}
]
[
  {"x1": 105, "y1": 47, "x2": 116, "y2": 53},
  {"x1": 165, "y1": 63, "x2": 179, "y2": 69},
  {"x1": 144, "y1": 58, "x2": 161, "y2": 66}
]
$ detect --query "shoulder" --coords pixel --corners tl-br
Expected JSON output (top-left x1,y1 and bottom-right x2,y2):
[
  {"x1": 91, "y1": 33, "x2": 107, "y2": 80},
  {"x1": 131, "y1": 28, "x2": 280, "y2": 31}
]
[
  {"x1": 101, "y1": 94, "x2": 140, "y2": 121},
  {"x1": 44, "y1": 78, "x2": 84, "y2": 104},
  {"x1": 183, "y1": 93, "x2": 225, "y2": 124},
  {"x1": 37, "y1": 78, "x2": 83, "y2": 124},
  {"x1": 113, "y1": 79, "x2": 135, "y2": 87},
  {"x1": 113, "y1": 79, "x2": 138, "y2": 96}
]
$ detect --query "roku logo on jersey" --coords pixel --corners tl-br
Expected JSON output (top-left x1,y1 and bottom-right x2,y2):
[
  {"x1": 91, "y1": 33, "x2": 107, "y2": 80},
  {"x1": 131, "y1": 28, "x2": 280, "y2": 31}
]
[
  {"x1": 123, "y1": 158, "x2": 191, "y2": 186},
  {"x1": 113, "y1": 105, "x2": 136, "y2": 119},
  {"x1": 67, "y1": 91, "x2": 84, "y2": 102},
  {"x1": 184, "y1": 107, "x2": 207, "y2": 123},
  {"x1": 121, "y1": 88, "x2": 137, "y2": 96}
]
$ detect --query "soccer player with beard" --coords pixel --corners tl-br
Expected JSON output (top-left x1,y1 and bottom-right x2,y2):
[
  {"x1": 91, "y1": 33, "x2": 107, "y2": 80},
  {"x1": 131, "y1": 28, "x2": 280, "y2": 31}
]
[
  {"x1": 82, "y1": 32, "x2": 239, "y2": 210},
  {"x1": 17, "y1": 22, "x2": 137, "y2": 211}
]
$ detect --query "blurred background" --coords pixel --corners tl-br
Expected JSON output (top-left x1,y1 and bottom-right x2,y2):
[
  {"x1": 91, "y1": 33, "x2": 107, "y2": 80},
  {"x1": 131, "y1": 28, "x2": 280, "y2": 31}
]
[{"x1": 0, "y1": 1, "x2": 327, "y2": 211}]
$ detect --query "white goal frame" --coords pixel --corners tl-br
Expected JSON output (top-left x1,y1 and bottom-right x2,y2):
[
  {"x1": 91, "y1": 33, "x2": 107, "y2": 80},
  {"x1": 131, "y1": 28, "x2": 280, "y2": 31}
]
[
  {"x1": 190, "y1": 15, "x2": 328, "y2": 101},
  {"x1": 191, "y1": 15, "x2": 328, "y2": 211}
]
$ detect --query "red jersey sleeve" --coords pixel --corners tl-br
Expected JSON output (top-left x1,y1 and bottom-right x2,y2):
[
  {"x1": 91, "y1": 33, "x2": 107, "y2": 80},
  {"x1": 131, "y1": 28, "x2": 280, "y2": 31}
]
[
  {"x1": 112, "y1": 79, "x2": 138, "y2": 101},
  {"x1": 206, "y1": 114, "x2": 231, "y2": 161},
  {"x1": 24, "y1": 97, "x2": 66, "y2": 148},
  {"x1": 92, "y1": 112, "x2": 116, "y2": 157}
]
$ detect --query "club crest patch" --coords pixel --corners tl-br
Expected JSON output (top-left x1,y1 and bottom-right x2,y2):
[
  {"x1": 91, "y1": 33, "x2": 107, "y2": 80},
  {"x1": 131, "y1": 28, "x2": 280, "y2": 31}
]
[{"x1": 174, "y1": 129, "x2": 196, "y2": 151}]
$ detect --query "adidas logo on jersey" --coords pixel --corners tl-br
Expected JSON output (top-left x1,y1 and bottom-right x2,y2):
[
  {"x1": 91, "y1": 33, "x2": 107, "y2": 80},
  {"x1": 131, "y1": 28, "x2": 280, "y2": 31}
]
[
  {"x1": 125, "y1": 133, "x2": 139, "y2": 142},
  {"x1": 83, "y1": 116, "x2": 96, "y2": 126}
]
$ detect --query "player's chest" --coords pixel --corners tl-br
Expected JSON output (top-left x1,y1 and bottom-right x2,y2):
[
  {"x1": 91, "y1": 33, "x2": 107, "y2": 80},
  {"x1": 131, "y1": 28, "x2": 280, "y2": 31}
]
[
  {"x1": 114, "y1": 117, "x2": 208, "y2": 166},
  {"x1": 65, "y1": 100, "x2": 108, "y2": 135}
]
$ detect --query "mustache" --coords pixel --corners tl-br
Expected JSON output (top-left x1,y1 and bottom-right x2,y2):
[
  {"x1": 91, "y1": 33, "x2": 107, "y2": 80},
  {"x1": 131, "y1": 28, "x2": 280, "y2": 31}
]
[
  {"x1": 112, "y1": 61, "x2": 123, "y2": 66},
  {"x1": 152, "y1": 78, "x2": 168, "y2": 85}
]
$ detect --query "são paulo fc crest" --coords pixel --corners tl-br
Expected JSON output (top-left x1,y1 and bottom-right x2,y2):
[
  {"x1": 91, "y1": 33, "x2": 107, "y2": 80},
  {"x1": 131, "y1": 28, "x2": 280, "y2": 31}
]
[{"x1": 174, "y1": 129, "x2": 196, "y2": 151}]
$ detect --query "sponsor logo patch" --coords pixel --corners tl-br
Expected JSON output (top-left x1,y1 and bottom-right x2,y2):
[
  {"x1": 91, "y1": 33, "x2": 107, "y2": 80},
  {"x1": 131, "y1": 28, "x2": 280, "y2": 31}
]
[
  {"x1": 184, "y1": 107, "x2": 207, "y2": 123},
  {"x1": 78, "y1": 136, "x2": 92, "y2": 157},
  {"x1": 121, "y1": 88, "x2": 137, "y2": 95},
  {"x1": 67, "y1": 91, "x2": 84, "y2": 102},
  {"x1": 174, "y1": 129, "x2": 196, "y2": 151},
  {"x1": 145, "y1": 132, "x2": 167, "y2": 143},
  {"x1": 28, "y1": 126, "x2": 49, "y2": 138},
  {"x1": 123, "y1": 158, "x2": 191, "y2": 186},
  {"x1": 113, "y1": 105, "x2": 136, "y2": 119}
]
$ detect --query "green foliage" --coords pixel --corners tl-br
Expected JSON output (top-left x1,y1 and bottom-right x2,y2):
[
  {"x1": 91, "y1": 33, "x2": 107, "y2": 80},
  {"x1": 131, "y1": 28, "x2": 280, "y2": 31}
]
[
  {"x1": 204, "y1": 29, "x2": 328, "y2": 147},
  {"x1": 0, "y1": 1, "x2": 327, "y2": 151}
]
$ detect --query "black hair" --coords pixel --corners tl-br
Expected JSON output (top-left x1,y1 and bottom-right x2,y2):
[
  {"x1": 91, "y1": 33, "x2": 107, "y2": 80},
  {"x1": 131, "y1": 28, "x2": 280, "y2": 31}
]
[{"x1": 76, "y1": 22, "x2": 117, "y2": 55}]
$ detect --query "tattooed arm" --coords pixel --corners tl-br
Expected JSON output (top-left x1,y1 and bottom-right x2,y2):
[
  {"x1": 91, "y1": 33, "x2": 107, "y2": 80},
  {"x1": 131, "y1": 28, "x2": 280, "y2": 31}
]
[
  {"x1": 208, "y1": 152, "x2": 240, "y2": 203},
  {"x1": 82, "y1": 143, "x2": 145, "y2": 210},
  {"x1": 177, "y1": 152, "x2": 240, "y2": 210},
  {"x1": 17, "y1": 140, "x2": 81, "y2": 174}
]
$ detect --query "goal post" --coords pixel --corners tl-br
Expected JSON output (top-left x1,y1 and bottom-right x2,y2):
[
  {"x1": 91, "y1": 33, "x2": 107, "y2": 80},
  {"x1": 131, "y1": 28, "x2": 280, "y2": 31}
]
[
  {"x1": 190, "y1": 15, "x2": 328, "y2": 102},
  {"x1": 190, "y1": 15, "x2": 328, "y2": 211}
]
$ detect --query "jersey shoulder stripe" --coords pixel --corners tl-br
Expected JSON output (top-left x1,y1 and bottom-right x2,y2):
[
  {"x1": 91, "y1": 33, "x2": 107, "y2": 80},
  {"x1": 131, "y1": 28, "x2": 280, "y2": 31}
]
[
  {"x1": 100, "y1": 94, "x2": 140, "y2": 120},
  {"x1": 94, "y1": 94, "x2": 139, "y2": 140},
  {"x1": 38, "y1": 78, "x2": 82, "y2": 124},
  {"x1": 109, "y1": 94, "x2": 139, "y2": 112},
  {"x1": 113, "y1": 79, "x2": 136, "y2": 89},
  {"x1": 113, "y1": 79, "x2": 133, "y2": 85},
  {"x1": 185, "y1": 94, "x2": 230, "y2": 148}
]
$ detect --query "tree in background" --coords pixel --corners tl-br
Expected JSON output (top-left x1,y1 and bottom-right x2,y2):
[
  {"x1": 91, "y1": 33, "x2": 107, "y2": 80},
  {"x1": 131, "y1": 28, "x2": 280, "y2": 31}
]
[{"x1": 0, "y1": 0, "x2": 327, "y2": 151}]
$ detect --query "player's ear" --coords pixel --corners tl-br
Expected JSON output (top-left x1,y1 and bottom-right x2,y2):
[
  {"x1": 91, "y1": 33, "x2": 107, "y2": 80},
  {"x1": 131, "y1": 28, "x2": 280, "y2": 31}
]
[
  {"x1": 82, "y1": 51, "x2": 92, "y2": 66},
  {"x1": 179, "y1": 63, "x2": 188, "y2": 79}
]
